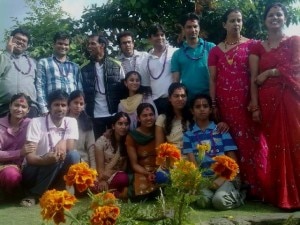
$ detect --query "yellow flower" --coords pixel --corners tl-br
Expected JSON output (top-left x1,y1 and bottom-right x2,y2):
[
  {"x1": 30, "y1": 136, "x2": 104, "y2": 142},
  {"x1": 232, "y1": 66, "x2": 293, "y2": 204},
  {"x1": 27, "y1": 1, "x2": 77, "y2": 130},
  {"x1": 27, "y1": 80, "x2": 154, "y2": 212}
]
[
  {"x1": 156, "y1": 143, "x2": 181, "y2": 168},
  {"x1": 64, "y1": 162, "x2": 98, "y2": 192},
  {"x1": 90, "y1": 205, "x2": 120, "y2": 225},
  {"x1": 170, "y1": 160, "x2": 201, "y2": 192},
  {"x1": 196, "y1": 142, "x2": 210, "y2": 160},
  {"x1": 40, "y1": 189, "x2": 77, "y2": 225},
  {"x1": 211, "y1": 155, "x2": 239, "y2": 181}
]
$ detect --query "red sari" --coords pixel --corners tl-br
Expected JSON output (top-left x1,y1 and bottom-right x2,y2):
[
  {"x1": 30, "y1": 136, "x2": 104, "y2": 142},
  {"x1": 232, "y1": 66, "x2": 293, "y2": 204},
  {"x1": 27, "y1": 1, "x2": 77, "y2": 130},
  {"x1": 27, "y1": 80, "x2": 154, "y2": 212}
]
[
  {"x1": 208, "y1": 40, "x2": 268, "y2": 198},
  {"x1": 250, "y1": 36, "x2": 300, "y2": 209}
]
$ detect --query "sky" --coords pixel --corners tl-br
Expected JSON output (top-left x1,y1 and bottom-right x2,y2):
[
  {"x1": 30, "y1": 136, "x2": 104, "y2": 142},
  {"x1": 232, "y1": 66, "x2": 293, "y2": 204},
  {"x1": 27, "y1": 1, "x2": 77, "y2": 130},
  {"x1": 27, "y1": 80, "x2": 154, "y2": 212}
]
[{"x1": 0, "y1": 0, "x2": 299, "y2": 48}]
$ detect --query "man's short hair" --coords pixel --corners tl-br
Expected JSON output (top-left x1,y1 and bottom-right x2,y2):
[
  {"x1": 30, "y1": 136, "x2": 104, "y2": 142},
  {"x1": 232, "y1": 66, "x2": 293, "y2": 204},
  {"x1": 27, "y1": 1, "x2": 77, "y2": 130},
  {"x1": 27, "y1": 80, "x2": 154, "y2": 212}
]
[
  {"x1": 116, "y1": 31, "x2": 134, "y2": 45},
  {"x1": 180, "y1": 12, "x2": 200, "y2": 27},
  {"x1": 47, "y1": 89, "x2": 69, "y2": 108},
  {"x1": 88, "y1": 34, "x2": 108, "y2": 47},
  {"x1": 53, "y1": 31, "x2": 71, "y2": 43},
  {"x1": 147, "y1": 24, "x2": 166, "y2": 38},
  {"x1": 11, "y1": 27, "x2": 31, "y2": 43}
]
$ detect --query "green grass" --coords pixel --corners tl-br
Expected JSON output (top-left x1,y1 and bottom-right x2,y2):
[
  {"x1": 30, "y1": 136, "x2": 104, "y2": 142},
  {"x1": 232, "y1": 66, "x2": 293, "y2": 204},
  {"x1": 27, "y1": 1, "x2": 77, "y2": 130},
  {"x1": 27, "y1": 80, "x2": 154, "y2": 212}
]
[{"x1": 0, "y1": 197, "x2": 288, "y2": 225}]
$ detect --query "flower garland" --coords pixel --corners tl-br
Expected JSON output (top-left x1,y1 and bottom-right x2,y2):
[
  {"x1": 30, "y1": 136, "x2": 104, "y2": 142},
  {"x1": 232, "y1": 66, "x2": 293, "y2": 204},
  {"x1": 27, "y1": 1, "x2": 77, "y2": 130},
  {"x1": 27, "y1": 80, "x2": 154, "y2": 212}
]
[
  {"x1": 147, "y1": 47, "x2": 168, "y2": 80},
  {"x1": 12, "y1": 55, "x2": 32, "y2": 75},
  {"x1": 183, "y1": 41, "x2": 206, "y2": 60}
]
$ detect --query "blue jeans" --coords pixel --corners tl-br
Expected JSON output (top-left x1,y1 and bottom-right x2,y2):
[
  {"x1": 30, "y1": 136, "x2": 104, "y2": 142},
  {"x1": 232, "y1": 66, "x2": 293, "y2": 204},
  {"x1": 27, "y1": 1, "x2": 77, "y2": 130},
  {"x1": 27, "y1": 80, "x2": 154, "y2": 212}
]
[{"x1": 22, "y1": 150, "x2": 80, "y2": 197}]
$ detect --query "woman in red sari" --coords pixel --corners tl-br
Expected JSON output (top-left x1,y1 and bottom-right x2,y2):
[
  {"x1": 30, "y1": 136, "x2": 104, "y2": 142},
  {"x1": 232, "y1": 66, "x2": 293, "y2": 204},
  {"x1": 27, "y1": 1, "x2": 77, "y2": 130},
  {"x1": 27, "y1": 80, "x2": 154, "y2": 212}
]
[
  {"x1": 249, "y1": 2, "x2": 300, "y2": 209},
  {"x1": 208, "y1": 8, "x2": 267, "y2": 198}
]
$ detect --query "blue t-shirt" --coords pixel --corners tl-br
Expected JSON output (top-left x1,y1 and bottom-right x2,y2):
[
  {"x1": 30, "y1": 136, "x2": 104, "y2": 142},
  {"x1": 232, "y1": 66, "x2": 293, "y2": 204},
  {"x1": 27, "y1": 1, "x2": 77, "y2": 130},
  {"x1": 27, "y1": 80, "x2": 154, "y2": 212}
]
[
  {"x1": 171, "y1": 38, "x2": 215, "y2": 99},
  {"x1": 183, "y1": 121, "x2": 237, "y2": 175}
]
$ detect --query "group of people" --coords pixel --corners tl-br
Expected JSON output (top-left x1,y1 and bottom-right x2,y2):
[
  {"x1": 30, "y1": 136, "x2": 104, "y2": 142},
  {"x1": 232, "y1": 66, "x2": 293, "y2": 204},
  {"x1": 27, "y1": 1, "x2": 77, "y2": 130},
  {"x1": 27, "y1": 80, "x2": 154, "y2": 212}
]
[{"x1": 0, "y1": 2, "x2": 299, "y2": 211}]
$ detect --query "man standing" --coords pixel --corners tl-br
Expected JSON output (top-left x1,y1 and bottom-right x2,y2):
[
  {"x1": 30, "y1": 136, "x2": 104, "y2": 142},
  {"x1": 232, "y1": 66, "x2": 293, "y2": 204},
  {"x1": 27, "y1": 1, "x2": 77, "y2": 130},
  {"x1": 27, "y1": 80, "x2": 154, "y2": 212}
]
[
  {"x1": 142, "y1": 24, "x2": 178, "y2": 114},
  {"x1": 116, "y1": 31, "x2": 149, "y2": 86},
  {"x1": 171, "y1": 13, "x2": 215, "y2": 99},
  {"x1": 36, "y1": 32, "x2": 82, "y2": 115},
  {"x1": 21, "y1": 90, "x2": 80, "y2": 206},
  {"x1": 0, "y1": 28, "x2": 38, "y2": 117},
  {"x1": 81, "y1": 34, "x2": 124, "y2": 139}
]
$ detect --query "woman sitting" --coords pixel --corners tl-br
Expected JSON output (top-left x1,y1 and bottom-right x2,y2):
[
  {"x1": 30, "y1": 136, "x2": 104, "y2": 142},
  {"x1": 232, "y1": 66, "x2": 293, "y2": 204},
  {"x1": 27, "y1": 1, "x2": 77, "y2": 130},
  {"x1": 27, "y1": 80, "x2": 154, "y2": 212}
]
[
  {"x1": 68, "y1": 90, "x2": 96, "y2": 168},
  {"x1": 94, "y1": 112, "x2": 130, "y2": 199},
  {"x1": 0, "y1": 93, "x2": 32, "y2": 199},
  {"x1": 118, "y1": 71, "x2": 157, "y2": 130},
  {"x1": 126, "y1": 103, "x2": 158, "y2": 198}
]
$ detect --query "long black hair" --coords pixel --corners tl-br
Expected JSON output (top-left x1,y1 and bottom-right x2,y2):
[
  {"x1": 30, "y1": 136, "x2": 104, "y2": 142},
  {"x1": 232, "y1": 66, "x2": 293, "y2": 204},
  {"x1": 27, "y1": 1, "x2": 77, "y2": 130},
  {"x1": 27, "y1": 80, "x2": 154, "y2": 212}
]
[
  {"x1": 110, "y1": 112, "x2": 131, "y2": 156},
  {"x1": 68, "y1": 90, "x2": 93, "y2": 132},
  {"x1": 165, "y1": 83, "x2": 192, "y2": 135}
]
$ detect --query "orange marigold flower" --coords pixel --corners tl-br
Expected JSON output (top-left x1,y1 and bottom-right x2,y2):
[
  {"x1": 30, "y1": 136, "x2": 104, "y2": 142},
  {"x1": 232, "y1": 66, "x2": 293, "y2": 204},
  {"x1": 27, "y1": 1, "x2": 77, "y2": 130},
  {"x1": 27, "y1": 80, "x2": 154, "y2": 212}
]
[
  {"x1": 156, "y1": 143, "x2": 181, "y2": 167},
  {"x1": 40, "y1": 189, "x2": 77, "y2": 225},
  {"x1": 90, "y1": 205, "x2": 120, "y2": 225},
  {"x1": 64, "y1": 162, "x2": 98, "y2": 192},
  {"x1": 91, "y1": 192, "x2": 117, "y2": 210},
  {"x1": 211, "y1": 155, "x2": 239, "y2": 181}
]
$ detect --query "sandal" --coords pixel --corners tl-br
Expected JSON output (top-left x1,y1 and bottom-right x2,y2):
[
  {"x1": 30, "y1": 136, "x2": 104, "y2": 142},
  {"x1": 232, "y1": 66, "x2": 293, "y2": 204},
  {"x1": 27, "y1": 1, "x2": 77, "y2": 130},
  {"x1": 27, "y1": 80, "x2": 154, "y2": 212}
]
[{"x1": 20, "y1": 196, "x2": 37, "y2": 207}]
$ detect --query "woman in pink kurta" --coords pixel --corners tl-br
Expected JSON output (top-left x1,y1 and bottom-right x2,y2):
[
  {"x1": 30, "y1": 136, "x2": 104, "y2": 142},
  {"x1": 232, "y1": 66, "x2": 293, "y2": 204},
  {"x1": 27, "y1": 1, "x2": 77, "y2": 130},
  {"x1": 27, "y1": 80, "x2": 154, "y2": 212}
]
[
  {"x1": 0, "y1": 93, "x2": 31, "y2": 197},
  {"x1": 209, "y1": 8, "x2": 267, "y2": 198},
  {"x1": 249, "y1": 3, "x2": 300, "y2": 209}
]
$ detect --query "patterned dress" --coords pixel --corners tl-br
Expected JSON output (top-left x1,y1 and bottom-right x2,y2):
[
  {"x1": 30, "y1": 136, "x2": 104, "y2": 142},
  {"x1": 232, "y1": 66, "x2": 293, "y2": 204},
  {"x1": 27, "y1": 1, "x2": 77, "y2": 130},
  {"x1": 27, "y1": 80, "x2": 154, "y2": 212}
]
[
  {"x1": 208, "y1": 40, "x2": 267, "y2": 198},
  {"x1": 250, "y1": 36, "x2": 300, "y2": 209}
]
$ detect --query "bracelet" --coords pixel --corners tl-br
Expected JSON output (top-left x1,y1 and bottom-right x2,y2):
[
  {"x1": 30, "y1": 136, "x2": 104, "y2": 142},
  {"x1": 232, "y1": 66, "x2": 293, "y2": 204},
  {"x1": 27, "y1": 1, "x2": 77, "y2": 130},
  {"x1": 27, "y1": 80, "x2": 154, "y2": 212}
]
[
  {"x1": 270, "y1": 68, "x2": 276, "y2": 76},
  {"x1": 247, "y1": 105, "x2": 260, "y2": 112},
  {"x1": 212, "y1": 99, "x2": 217, "y2": 108}
]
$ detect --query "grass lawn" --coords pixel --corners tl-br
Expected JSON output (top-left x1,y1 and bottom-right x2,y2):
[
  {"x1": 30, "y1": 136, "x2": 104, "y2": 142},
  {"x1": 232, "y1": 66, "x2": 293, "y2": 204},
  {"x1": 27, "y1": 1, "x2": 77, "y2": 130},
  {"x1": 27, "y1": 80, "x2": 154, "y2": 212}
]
[{"x1": 0, "y1": 196, "x2": 289, "y2": 225}]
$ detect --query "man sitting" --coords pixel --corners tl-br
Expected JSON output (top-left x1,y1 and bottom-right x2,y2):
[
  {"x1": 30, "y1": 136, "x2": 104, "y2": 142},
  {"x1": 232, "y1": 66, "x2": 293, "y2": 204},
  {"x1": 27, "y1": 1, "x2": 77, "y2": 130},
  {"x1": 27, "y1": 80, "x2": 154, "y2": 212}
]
[{"x1": 21, "y1": 89, "x2": 80, "y2": 207}]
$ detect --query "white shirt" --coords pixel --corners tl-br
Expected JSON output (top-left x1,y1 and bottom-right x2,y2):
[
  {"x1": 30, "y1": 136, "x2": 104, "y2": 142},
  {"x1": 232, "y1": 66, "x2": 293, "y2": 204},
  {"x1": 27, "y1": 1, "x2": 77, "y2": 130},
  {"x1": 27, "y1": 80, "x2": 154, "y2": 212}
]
[
  {"x1": 26, "y1": 116, "x2": 79, "y2": 156},
  {"x1": 117, "y1": 50, "x2": 149, "y2": 86},
  {"x1": 141, "y1": 46, "x2": 178, "y2": 100}
]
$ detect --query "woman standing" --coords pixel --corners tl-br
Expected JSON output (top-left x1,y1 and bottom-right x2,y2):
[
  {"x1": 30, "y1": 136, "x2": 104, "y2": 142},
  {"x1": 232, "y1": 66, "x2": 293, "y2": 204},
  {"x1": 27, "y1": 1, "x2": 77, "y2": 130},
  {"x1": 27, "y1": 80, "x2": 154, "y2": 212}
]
[
  {"x1": 208, "y1": 8, "x2": 267, "y2": 198},
  {"x1": 155, "y1": 83, "x2": 192, "y2": 150},
  {"x1": 68, "y1": 90, "x2": 96, "y2": 168},
  {"x1": 249, "y1": 3, "x2": 300, "y2": 209},
  {"x1": 118, "y1": 71, "x2": 157, "y2": 130},
  {"x1": 94, "y1": 112, "x2": 130, "y2": 198},
  {"x1": 126, "y1": 103, "x2": 158, "y2": 198},
  {"x1": 0, "y1": 93, "x2": 32, "y2": 198}
]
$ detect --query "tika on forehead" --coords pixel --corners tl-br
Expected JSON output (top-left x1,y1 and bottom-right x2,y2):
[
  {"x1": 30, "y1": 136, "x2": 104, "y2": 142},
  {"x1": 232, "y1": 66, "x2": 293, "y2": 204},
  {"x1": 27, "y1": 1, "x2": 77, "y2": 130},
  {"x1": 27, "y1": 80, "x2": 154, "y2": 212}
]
[{"x1": 18, "y1": 97, "x2": 26, "y2": 103}]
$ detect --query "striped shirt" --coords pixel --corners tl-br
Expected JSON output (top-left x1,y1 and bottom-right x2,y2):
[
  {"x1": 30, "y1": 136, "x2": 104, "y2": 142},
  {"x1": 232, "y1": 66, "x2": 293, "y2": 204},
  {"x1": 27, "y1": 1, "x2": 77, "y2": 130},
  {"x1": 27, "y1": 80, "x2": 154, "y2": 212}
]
[
  {"x1": 183, "y1": 121, "x2": 237, "y2": 170},
  {"x1": 36, "y1": 56, "x2": 82, "y2": 113}
]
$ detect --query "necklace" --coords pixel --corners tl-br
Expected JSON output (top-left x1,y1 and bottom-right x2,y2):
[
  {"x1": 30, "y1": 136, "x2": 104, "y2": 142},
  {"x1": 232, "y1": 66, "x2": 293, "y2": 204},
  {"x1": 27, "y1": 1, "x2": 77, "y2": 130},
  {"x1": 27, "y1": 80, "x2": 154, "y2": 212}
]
[
  {"x1": 267, "y1": 35, "x2": 285, "y2": 49},
  {"x1": 53, "y1": 57, "x2": 71, "y2": 76},
  {"x1": 184, "y1": 41, "x2": 206, "y2": 60},
  {"x1": 224, "y1": 36, "x2": 242, "y2": 50},
  {"x1": 46, "y1": 114, "x2": 67, "y2": 151},
  {"x1": 224, "y1": 45, "x2": 239, "y2": 66},
  {"x1": 94, "y1": 64, "x2": 106, "y2": 95},
  {"x1": 147, "y1": 47, "x2": 168, "y2": 80},
  {"x1": 11, "y1": 55, "x2": 32, "y2": 75}
]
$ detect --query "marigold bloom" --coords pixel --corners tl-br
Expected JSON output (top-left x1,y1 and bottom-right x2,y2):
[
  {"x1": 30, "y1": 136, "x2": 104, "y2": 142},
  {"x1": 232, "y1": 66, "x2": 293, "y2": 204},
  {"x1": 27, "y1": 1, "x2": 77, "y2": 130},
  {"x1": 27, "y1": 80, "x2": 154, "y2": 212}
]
[
  {"x1": 156, "y1": 143, "x2": 181, "y2": 168},
  {"x1": 40, "y1": 189, "x2": 77, "y2": 225},
  {"x1": 211, "y1": 155, "x2": 239, "y2": 181},
  {"x1": 170, "y1": 160, "x2": 201, "y2": 192},
  {"x1": 64, "y1": 162, "x2": 98, "y2": 192},
  {"x1": 90, "y1": 205, "x2": 120, "y2": 225},
  {"x1": 91, "y1": 192, "x2": 117, "y2": 210}
]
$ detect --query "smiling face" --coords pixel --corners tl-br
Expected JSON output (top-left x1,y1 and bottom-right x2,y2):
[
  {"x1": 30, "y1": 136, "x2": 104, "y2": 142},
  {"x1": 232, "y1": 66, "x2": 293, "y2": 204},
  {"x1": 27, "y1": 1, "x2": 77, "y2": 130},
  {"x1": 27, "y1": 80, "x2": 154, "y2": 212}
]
[
  {"x1": 124, "y1": 72, "x2": 141, "y2": 95},
  {"x1": 223, "y1": 11, "x2": 243, "y2": 36},
  {"x1": 49, "y1": 99, "x2": 68, "y2": 123},
  {"x1": 68, "y1": 96, "x2": 85, "y2": 118},
  {"x1": 265, "y1": 6, "x2": 286, "y2": 31},
  {"x1": 183, "y1": 19, "x2": 200, "y2": 41},
  {"x1": 113, "y1": 116, "x2": 130, "y2": 137},
  {"x1": 120, "y1": 36, "x2": 134, "y2": 57},
  {"x1": 53, "y1": 38, "x2": 70, "y2": 58},
  {"x1": 169, "y1": 87, "x2": 187, "y2": 110},
  {"x1": 138, "y1": 107, "x2": 155, "y2": 128},
  {"x1": 149, "y1": 31, "x2": 166, "y2": 49},
  {"x1": 12, "y1": 33, "x2": 29, "y2": 55},
  {"x1": 9, "y1": 97, "x2": 29, "y2": 120}
]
